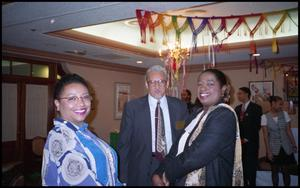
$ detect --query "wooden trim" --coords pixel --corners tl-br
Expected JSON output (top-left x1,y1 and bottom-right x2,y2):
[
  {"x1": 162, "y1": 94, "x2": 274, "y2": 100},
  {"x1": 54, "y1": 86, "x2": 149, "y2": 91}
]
[
  {"x1": 2, "y1": 141, "x2": 18, "y2": 163},
  {"x1": 48, "y1": 30, "x2": 156, "y2": 57},
  {"x1": 2, "y1": 45, "x2": 147, "y2": 75},
  {"x1": 17, "y1": 82, "x2": 26, "y2": 161},
  {"x1": 2, "y1": 76, "x2": 53, "y2": 85},
  {"x1": 2, "y1": 38, "x2": 297, "y2": 75},
  {"x1": 48, "y1": 29, "x2": 298, "y2": 57},
  {"x1": 1, "y1": 56, "x2": 59, "y2": 164},
  {"x1": 48, "y1": 63, "x2": 57, "y2": 133}
]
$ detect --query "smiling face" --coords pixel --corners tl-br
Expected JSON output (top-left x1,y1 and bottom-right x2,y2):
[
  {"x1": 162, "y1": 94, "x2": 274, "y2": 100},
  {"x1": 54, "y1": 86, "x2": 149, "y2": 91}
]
[
  {"x1": 54, "y1": 83, "x2": 91, "y2": 126},
  {"x1": 197, "y1": 72, "x2": 226, "y2": 111}
]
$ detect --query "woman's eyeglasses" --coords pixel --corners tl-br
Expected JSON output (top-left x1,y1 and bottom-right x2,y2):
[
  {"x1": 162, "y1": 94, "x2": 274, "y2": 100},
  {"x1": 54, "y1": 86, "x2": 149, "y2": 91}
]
[{"x1": 58, "y1": 95, "x2": 92, "y2": 104}]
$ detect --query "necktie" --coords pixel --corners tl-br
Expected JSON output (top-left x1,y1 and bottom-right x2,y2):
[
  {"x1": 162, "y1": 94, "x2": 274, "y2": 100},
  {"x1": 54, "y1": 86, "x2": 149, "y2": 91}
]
[
  {"x1": 155, "y1": 101, "x2": 167, "y2": 161},
  {"x1": 240, "y1": 104, "x2": 246, "y2": 121}
]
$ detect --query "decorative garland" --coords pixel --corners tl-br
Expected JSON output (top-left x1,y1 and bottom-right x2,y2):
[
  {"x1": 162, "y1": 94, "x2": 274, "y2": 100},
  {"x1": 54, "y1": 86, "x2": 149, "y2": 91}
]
[
  {"x1": 136, "y1": 7, "x2": 298, "y2": 98},
  {"x1": 136, "y1": 8, "x2": 298, "y2": 68}
]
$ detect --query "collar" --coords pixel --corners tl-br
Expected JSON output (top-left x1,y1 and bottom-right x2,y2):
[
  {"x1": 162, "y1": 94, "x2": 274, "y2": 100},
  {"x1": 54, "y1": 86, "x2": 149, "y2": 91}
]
[
  {"x1": 54, "y1": 117, "x2": 88, "y2": 132},
  {"x1": 243, "y1": 100, "x2": 251, "y2": 110},
  {"x1": 148, "y1": 94, "x2": 167, "y2": 108}
]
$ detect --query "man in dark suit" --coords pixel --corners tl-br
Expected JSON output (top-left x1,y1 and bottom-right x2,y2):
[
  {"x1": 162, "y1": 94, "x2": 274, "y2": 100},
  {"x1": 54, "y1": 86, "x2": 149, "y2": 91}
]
[
  {"x1": 117, "y1": 65, "x2": 188, "y2": 186},
  {"x1": 235, "y1": 87, "x2": 262, "y2": 186}
]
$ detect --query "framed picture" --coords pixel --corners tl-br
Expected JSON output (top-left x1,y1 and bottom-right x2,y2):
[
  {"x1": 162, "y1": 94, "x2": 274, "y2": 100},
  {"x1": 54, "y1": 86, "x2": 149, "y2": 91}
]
[
  {"x1": 249, "y1": 81, "x2": 274, "y2": 102},
  {"x1": 114, "y1": 83, "x2": 130, "y2": 119},
  {"x1": 285, "y1": 71, "x2": 298, "y2": 105}
]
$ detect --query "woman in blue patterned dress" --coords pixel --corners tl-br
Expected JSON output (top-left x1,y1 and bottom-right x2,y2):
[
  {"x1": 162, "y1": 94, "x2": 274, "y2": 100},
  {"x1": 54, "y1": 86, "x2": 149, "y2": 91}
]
[{"x1": 41, "y1": 73, "x2": 123, "y2": 186}]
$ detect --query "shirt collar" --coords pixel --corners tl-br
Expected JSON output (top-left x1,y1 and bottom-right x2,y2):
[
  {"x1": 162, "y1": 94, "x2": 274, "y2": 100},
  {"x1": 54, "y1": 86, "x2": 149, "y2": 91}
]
[
  {"x1": 243, "y1": 100, "x2": 251, "y2": 110},
  {"x1": 148, "y1": 94, "x2": 167, "y2": 108},
  {"x1": 54, "y1": 117, "x2": 88, "y2": 132}
]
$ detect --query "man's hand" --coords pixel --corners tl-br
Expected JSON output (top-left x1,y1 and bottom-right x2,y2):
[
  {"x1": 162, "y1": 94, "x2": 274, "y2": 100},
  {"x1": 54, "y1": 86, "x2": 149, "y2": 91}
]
[
  {"x1": 152, "y1": 174, "x2": 166, "y2": 186},
  {"x1": 162, "y1": 172, "x2": 169, "y2": 186}
]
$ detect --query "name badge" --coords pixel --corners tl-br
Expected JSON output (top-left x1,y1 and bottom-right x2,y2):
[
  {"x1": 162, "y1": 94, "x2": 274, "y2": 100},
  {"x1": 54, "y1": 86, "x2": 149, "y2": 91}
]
[{"x1": 176, "y1": 120, "x2": 185, "y2": 130}]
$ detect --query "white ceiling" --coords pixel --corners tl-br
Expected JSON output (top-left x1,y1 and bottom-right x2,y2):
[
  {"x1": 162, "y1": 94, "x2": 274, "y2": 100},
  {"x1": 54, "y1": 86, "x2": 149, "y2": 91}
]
[{"x1": 2, "y1": 2, "x2": 298, "y2": 69}]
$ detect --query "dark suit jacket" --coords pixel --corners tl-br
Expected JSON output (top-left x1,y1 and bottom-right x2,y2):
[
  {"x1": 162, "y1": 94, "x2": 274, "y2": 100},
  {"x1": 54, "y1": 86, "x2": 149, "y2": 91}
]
[
  {"x1": 154, "y1": 104, "x2": 237, "y2": 186},
  {"x1": 117, "y1": 95, "x2": 188, "y2": 186},
  {"x1": 235, "y1": 101, "x2": 262, "y2": 151}
]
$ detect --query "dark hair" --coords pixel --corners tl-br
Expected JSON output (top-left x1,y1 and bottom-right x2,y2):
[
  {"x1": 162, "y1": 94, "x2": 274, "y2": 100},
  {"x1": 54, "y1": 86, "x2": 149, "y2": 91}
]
[
  {"x1": 183, "y1": 89, "x2": 192, "y2": 97},
  {"x1": 199, "y1": 69, "x2": 227, "y2": 87},
  {"x1": 239, "y1": 87, "x2": 251, "y2": 99},
  {"x1": 54, "y1": 74, "x2": 89, "y2": 99},
  {"x1": 198, "y1": 69, "x2": 230, "y2": 102},
  {"x1": 268, "y1": 95, "x2": 283, "y2": 104}
]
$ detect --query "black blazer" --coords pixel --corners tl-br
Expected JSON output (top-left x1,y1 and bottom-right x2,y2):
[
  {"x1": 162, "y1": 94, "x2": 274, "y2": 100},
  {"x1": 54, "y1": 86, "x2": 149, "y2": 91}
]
[
  {"x1": 117, "y1": 95, "x2": 188, "y2": 186},
  {"x1": 154, "y1": 105, "x2": 237, "y2": 186},
  {"x1": 235, "y1": 101, "x2": 262, "y2": 150}
]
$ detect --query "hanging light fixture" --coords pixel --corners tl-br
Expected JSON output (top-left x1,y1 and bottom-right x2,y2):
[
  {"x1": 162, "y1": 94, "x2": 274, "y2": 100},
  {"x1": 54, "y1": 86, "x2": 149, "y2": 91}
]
[{"x1": 159, "y1": 41, "x2": 190, "y2": 98}]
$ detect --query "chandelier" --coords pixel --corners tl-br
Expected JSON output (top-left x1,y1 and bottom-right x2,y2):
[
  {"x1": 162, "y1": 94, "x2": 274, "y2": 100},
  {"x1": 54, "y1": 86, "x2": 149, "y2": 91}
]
[{"x1": 159, "y1": 41, "x2": 190, "y2": 98}]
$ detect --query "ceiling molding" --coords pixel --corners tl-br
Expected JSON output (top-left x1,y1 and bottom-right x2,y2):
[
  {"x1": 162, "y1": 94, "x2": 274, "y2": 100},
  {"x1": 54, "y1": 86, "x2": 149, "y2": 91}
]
[
  {"x1": 48, "y1": 30, "x2": 156, "y2": 57},
  {"x1": 48, "y1": 30, "x2": 298, "y2": 57},
  {"x1": 186, "y1": 56, "x2": 298, "y2": 72},
  {"x1": 2, "y1": 45, "x2": 298, "y2": 75},
  {"x1": 2, "y1": 45, "x2": 147, "y2": 75}
]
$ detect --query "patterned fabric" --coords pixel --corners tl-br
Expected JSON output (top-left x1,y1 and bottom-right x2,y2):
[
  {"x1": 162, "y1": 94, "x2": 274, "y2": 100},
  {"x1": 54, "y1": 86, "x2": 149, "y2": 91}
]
[
  {"x1": 155, "y1": 101, "x2": 167, "y2": 161},
  {"x1": 185, "y1": 103, "x2": 244, "y2": 186},
  {"x1": 265, "y1": 111, "x2": 293, "y2": 155},
  {"x1": 42, "y1": 118, "x2": 123, "y2": 186}
]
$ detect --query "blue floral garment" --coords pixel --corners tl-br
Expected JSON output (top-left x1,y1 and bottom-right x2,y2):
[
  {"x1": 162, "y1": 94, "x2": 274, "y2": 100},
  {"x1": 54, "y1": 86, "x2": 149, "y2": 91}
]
[{"x1": 42, "y1": 118, "x2": 123, "y2": 186}]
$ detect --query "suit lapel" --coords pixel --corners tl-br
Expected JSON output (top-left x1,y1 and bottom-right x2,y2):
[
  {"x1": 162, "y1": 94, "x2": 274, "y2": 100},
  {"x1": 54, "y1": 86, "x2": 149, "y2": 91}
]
[{"x1": 141, "y1": 95, "x2": 152, "y2": 151}]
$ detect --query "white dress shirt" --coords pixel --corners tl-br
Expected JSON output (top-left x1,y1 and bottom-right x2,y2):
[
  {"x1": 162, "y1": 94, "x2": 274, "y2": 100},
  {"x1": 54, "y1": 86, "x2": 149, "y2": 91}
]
[
  {"x1": 148, "y1": 94, "x2": 172, "y2": 153},
  {"x1": 243, "y1": 100, "x2": 251, "y2": 111}
]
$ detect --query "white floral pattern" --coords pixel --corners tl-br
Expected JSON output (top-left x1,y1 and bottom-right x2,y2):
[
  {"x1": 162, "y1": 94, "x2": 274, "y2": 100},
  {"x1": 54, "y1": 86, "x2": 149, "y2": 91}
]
[
  {"x1": 48, "y1": 132, "x2": 67, "y2": 162},
  {"x1": 42, "y1": 119, "x2": 123, "y2": 186},
  {"x1": 61, "y1": 152, "x2": 89, "y2": 185}
]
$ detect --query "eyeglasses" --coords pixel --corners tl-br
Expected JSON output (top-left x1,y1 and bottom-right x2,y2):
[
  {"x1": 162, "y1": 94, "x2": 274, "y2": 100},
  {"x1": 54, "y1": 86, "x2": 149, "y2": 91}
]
[
  {"x1": 147, "y1": 80, "x2": 167, "y2": 86},
  {"x1": 58, "y1": 95, "x2": 92, "y2": 104}
]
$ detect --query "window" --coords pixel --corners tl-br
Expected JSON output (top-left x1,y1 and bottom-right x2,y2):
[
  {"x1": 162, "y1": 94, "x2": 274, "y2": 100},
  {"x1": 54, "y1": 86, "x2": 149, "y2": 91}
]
[
  {"x1": 12, "y1": 61, "x2": 30, "y2": 76},
  {"x1": 2, "y1": 60, "x2": 10, "y2": 74},
  {"x1": 32, "y1": 64, "x2": 49, "y2": 78}
]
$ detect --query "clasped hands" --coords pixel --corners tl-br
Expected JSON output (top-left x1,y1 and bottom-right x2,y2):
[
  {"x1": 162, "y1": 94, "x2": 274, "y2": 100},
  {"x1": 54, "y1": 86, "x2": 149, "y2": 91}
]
[{"x1": 152, "y1": 172, "x2": 169, "y2": 186}]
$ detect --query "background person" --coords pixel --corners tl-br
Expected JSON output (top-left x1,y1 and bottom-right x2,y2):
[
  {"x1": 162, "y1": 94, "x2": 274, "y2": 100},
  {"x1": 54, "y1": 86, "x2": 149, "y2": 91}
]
[
  {"x1": 181, "y1": 89, "x2": 195, "y2": 114},
  {"x1": 235, "y1": 87, "x2": 262, "y2": 186},
  {"x1": 261, "y1": 96, "x2": 297, "y2": 186}
]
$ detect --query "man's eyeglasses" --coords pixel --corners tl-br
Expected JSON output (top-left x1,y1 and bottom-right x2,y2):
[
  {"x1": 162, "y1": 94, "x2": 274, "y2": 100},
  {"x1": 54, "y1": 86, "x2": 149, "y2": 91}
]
[
  {"x1": 58, "y1": 95, "x2": 92, "y2": 104},
  {"x1": 147, "y1": 80, "x2": 167, "y2": 86}
]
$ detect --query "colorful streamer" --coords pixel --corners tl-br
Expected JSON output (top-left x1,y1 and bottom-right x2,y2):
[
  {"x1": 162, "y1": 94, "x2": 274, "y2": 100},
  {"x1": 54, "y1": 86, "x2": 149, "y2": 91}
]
[
  {"x1": 148, "y1": 13, "x2": 163, "y2": 43},
  {"x1": 136, "y1": 9, "x2": 151, "y2": 43},
  {"x1": 187, "y1": 17, "x2": 208, "y2": 52},
  {"x1": 172, "y1": 16, "x2": 189, "y2": 45}
]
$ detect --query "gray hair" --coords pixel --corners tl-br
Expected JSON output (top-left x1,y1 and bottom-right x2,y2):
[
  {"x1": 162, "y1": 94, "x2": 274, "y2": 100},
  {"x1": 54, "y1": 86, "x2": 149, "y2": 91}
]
[{"x1": 145, "y1": 65, "x2": 168, "y2": 82}]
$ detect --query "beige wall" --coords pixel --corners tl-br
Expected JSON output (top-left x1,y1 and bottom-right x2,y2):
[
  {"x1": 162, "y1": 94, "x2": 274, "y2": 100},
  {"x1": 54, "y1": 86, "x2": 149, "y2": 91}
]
[
  {"x1": 66, "y1": 63, "x2": 298, "y2": 158},
  {"x1": 66, "y1": 63, "x2": 146, "y2": 142}
]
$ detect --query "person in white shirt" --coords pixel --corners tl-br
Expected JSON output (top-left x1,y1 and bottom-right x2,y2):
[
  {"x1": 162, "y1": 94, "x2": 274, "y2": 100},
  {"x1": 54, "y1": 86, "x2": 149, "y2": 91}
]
[
  {"x1": 261, "y1": 95, "x2": 297, "y2": 186},
  {"x1": 117, "y1": 65, "x2": 188, "y2": 186}
]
